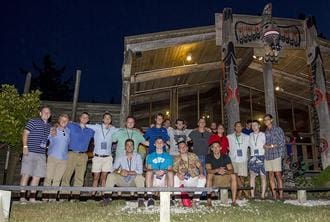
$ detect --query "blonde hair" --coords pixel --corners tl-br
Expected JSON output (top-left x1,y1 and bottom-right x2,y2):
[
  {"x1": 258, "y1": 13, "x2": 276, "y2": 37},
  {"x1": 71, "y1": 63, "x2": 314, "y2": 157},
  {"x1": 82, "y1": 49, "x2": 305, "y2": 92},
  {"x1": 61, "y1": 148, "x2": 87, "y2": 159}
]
[{"x1": 58, "y1": 113, "x2": 70, "y2": 122}]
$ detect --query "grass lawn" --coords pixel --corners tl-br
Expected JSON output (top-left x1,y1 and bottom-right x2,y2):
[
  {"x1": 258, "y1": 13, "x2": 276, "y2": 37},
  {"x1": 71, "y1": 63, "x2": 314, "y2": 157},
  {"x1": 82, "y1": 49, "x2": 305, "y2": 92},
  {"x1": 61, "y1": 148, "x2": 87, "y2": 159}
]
[{"x1": 10, "y1": 200, "x2": 330, "y2": 222}]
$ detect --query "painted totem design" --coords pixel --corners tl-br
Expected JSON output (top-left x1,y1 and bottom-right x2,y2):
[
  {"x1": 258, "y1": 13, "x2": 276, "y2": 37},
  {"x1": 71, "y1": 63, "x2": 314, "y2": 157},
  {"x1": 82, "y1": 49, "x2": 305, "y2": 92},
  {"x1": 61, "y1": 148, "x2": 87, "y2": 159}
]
[
  {"x1": 306, "y1": 16, "x2": 330, "y2": 169},
  {"x1": 222, "y1": 8, "x2": 240, "y2": 134}
]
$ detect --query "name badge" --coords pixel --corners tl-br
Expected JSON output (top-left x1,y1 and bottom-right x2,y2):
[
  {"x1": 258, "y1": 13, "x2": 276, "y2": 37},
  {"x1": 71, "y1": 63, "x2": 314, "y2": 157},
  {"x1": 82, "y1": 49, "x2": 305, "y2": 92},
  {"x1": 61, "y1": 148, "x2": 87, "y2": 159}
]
[
  {"x1": 101, "y1": 141, "x2": 107, "y2": 150},
  {"x1": 40, "y1": 142, "x2": 47, "y2": 148},
  {"x1": 254, "y1": 149, "x2": 259, "y2": 155},
  {"x1": 237, "y1": 149, "x2": 243, "y2": 157}
]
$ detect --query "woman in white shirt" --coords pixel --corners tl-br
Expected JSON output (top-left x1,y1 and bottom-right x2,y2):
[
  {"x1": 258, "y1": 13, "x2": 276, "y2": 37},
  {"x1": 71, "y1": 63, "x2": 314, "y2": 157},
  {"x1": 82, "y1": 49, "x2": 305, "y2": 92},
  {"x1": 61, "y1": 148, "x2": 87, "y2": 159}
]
[{"x1": 248, "y1": 120, "x2": 266, "y2": 199}]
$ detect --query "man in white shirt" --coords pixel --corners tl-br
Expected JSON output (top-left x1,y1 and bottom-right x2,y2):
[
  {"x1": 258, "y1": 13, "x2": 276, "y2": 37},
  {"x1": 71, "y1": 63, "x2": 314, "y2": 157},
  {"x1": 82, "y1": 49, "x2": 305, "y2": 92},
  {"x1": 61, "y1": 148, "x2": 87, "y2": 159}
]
[
  {"x1": 248, "y1": 120, "x2": 266, "y2": 199},
  {"x1": 86, "y1": 112, "x2": 118, "y2": 198},
  {"x1": 227, "y1": 121, "x2": 249, "y2": 198},
  {"x1": 167, "y1": 119, "x2": 192, "y2": 156}
]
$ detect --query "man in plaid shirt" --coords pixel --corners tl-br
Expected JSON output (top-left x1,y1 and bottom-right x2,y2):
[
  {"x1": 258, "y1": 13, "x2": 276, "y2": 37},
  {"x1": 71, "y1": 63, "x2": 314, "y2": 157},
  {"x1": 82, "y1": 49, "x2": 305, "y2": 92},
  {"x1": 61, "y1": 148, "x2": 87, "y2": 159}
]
[{"x1": 263, "y1": 114, "x2": 286, "y2": 200}]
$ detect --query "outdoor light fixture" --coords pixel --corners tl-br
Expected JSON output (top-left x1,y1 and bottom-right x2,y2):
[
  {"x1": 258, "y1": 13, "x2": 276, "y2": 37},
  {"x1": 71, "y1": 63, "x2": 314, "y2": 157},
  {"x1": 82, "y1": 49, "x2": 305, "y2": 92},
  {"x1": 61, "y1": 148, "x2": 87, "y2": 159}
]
[
  {"x1": 258, "y1": 118, "x2": 263, "y2": 122},
  {"x1": 252, "y1": 55, "x2": 257, "y2": 59},
  {"x1": 258, "y1": 56, "x2": 263, "y2": 61},
  {"x1": 186, "y1": 53, "x2": 192, "y2": 62},
  {"x1": 275, "y1": 86, "x2": 280, "y2": 91},
  {"x1": 165, "y1": 111, "x2": 170, "y2": 116}
]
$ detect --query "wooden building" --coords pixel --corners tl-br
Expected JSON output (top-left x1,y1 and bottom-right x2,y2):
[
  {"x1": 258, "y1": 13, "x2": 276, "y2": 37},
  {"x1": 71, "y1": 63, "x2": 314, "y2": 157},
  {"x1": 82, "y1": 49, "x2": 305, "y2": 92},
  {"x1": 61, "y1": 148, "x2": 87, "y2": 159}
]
[{"x1": 120, "y1": 4, "x2": 330, "y2": 170}]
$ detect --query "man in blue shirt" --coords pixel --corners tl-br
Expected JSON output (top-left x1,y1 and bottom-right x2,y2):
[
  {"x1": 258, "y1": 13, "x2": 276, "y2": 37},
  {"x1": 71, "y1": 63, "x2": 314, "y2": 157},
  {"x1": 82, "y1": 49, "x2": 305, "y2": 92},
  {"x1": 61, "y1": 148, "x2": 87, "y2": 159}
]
[
  {"x1": 43, "y1": 114, "x2": 70, "y2": 201},
  {"x1": 86, "y1": 112, "x2": 118, "y2": 197},
  {"x1": 61, "y1": 112, "x2": 95, "y2": 199},
  {"x1": 145, "y1": 137, "x2": 173, "y2": 206},
  {"x1": 20, "y1": 105, "x2": 52, "y2": 203},
  {"x1": 144, "y1": 113, "x2": 170, "y2": 154}
]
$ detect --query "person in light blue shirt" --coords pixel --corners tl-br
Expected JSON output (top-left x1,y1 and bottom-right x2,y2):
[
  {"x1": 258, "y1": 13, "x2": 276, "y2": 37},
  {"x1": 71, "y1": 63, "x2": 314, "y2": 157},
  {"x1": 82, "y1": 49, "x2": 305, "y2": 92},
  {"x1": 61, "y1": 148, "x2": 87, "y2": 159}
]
[
  {"x1": 103, "y1": 139, "x2": 145, "y2": 207},
  {"x1": 44, "y1": 114, "x2": 70, "y2": 200},
  {"x1": 145, "y1": 137, "x2": 173, "y2": 206},
  {"x1": 86, "y1": 112, "x2": 118, "y2": 197}
]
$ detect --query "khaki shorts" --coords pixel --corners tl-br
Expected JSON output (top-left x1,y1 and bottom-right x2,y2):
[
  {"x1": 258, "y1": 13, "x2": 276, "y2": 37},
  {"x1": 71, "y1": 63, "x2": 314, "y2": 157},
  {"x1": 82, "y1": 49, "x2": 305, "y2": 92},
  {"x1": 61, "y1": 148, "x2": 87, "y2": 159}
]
[
  {"x1": 232, "y1": 162, "x2": 248, "y2": 177},
  {"x1": 213, "y1": 174, "x2": 231, "y2": 187},
  {"x1": 92, "y1": 156, "x2": 113, "y2": 173},
  {"x1": 21, "y1": 152, "x2": 46, "y2": 178},
  {"x1": 265, "y1": 157, "x2": 282, "y2": 172}
]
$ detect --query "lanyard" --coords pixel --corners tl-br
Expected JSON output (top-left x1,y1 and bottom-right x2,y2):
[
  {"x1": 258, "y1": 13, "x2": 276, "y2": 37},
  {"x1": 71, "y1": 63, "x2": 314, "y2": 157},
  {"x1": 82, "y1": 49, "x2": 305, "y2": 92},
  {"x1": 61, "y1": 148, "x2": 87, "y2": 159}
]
[
  {"x1": 127, "y1": 157, "x2": 132, "y2": 171},
  {"x1": 253, "y1": 133, "x2": 259, "y2": 147},
  {"x1": 101, "y1": 125, "x2": 111, "y2": 140},
  {"x1": 126, "y1": 127, "x2": 134, "y2": 140},
  {"x1": 235, "y1": 135, "x2": 242, "y2": 149}
]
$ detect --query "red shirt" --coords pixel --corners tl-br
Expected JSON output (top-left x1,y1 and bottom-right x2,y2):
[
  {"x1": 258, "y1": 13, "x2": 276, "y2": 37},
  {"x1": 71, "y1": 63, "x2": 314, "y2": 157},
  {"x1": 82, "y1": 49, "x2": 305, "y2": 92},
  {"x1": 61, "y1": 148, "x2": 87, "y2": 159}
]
[{"x1": 208, "y1": 134, "x2": 229, "y2": 155}]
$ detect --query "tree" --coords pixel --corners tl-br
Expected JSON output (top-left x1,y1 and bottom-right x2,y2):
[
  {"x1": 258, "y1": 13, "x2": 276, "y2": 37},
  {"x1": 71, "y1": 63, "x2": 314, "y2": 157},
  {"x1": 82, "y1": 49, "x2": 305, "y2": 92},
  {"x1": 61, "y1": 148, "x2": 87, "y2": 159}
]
[
  {"x1": 0, "y1": 84, "x2": 41, "y2": 150},
  {"x1": 0, "y1": 84, "x2": 42, "y2": 184},
  {"x1": 20, "y1": 54, "x2": 73, "y2": 101}
]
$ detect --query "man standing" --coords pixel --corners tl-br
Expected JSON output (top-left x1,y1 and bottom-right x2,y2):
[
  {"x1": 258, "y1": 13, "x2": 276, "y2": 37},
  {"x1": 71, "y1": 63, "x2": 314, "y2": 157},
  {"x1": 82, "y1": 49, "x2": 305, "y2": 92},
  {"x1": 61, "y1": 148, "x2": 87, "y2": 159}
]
[
  {"x1": 210, "y1": 122, "x2": 217, "y2": 134},
  {"x1": 87, "y1": 112, "x2": 118, "y2": 197},
  {"x1": 144, "y1": 113, "x2": 170, "y2": 154},
  {"x1": 61, "y1": 112, "x2": 94, "y2": 200},
  {"x1": 43, "y1": 113, "x2": 70, "y2": 201},
  {"x1": 167, "y1": 119, "x2": 192, "y2": 156},
  {"x1": 263, "y1": 114, "x2": 286, "y2": 200},
  {"x1": 105, "y1": 139, "x2": 145, "y2": 207},
  {"x1": 173, "y1": 139, "x2": 206, "y2": 205},
  {"x1": 20, "y1": 105, "x2": 52, "y2": 202},
  {"x1": 206, "y1": 141, "x2": 237, "y2": 206},
  {"x1": 145, "y1": 137, "x2": 173, "y2": 206},
  {"x1": 248, "y1": 120, "x2": 266, "y2": 199},
  {"x1": 227, "y1": 121, "x2": 249, "y2": 198},
  {"x1": 112, "y1": 116, "x2": 147, "y2": 159},
  {"x1": 188, "y1": 118, "x2": 212, "y2": 175}
]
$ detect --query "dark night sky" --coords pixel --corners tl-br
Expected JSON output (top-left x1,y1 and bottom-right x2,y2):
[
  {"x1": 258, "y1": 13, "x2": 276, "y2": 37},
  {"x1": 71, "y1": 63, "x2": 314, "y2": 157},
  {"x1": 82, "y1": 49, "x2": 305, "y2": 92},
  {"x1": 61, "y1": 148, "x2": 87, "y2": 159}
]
[{"x1": 1, "y1": 0, "x2": 329, "y2": 103}]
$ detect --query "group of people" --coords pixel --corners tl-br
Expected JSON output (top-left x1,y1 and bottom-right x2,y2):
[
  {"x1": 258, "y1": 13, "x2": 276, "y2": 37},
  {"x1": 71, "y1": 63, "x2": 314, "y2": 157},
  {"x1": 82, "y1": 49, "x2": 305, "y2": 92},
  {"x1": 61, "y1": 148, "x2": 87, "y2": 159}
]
[{"x1": 20, "y1": 105, "x2": 286, "y2": 207}]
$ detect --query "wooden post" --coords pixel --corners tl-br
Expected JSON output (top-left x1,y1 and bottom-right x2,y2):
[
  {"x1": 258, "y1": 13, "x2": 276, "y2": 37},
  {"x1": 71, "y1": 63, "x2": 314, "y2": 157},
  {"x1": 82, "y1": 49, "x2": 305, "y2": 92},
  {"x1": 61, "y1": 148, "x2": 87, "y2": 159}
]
[
  {"x1": 220, "y1": 189, "x2": 229, "y2": 204},
  {"x1": 249, "y1": 88, "x2": 253, "y2": 120},
  {"x1": 263, "y1": 62, "x2": 277, "y2": 123},
  {"x1": 160, "y1": 192, "x2": 170, "y2": 222},
  {"x1": 23, "y1": 72, "x2": 32, "y2": 94},
  {"x1": 221, "y1": 8, "x2": 240, "y2": 134},
  {"x1": 197, "y1": 86, "x2": 200, "y2": 119},
  {"x1": 305, "y1": 16, "x2": 330, "y2": 169},
  {"x1": 170, "y1": 88, "x2": 178, "y2": 124},
  {"x1": 120, "y1": 50, "x2": 133, "y2": 127},
  {"x1": 71, "y1": 70, "x2": 81, "y2": 121},
  {"x1": 291, "y1": 101, "x2": 296, "y2": 130}
]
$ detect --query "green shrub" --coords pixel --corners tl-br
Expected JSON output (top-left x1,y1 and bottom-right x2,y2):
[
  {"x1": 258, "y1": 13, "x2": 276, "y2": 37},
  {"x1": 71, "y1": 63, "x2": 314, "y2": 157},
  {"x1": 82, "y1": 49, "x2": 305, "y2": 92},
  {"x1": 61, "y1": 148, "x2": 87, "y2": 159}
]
[
  {"x1": 0, "y1": 84, "x2": 41, "y2": 151},
  {"x1": 313, "y1": 166, "x2": 330, "y2": 187}
]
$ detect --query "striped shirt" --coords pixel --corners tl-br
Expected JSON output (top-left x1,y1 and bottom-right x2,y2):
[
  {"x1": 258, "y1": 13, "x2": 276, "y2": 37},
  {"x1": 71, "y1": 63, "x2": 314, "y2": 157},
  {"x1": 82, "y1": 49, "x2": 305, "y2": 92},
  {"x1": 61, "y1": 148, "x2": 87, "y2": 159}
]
[
  {"x1": 25, "y1": 118, "x2": 52, "y2": 154},
  {"x1": 264, "y1": 125, "x2": 286, "y2": 160}
]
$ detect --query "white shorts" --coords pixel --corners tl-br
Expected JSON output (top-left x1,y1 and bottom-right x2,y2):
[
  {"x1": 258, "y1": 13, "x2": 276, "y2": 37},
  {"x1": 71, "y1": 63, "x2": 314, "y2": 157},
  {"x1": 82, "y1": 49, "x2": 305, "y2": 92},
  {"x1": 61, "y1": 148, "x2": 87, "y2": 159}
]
[
  {"x1": 153, "y1": 174, "x2": 167, "y2": 187},
  {"x1": 92, "y1": 156, "x2": 113, "y2": 173},
  {"x1": 265, "y1": 157, "x2": 282, "y2": 172},
  {"x1": 232, "y1": 162, "x2": 248, "y2": 177}
]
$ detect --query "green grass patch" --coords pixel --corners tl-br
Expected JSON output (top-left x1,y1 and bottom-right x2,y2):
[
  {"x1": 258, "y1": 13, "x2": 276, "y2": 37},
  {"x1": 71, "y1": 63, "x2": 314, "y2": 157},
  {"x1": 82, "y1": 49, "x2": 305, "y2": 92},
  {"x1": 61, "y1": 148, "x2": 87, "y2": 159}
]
[
  {"x1": 10, "y1": 200, "x2": 330, "y2": 222},
  {"x1": 313, "y1": 166, "x2": 330, "y2": 187}
]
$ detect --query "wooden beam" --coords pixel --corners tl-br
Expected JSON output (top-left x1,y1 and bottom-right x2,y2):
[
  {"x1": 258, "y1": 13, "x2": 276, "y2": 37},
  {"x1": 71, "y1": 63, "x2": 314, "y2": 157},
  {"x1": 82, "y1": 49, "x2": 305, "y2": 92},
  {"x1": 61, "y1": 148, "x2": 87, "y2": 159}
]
[
  {"x1": 126, "y1": 32, "x2": 216, "y2": 52},
  {"x1": 131, "y1": 61, "x2": 221, "y2": 83}
]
